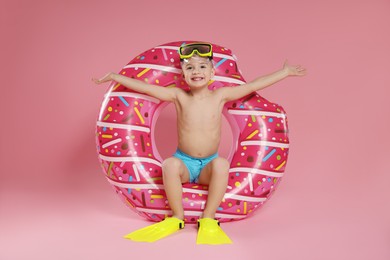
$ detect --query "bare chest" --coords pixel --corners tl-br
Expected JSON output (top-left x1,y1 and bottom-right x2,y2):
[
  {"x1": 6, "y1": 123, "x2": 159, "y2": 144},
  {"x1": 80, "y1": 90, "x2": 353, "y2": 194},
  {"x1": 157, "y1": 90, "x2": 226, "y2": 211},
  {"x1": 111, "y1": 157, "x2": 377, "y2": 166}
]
[{"x1": 177, "y1": 96, "x2": 223, "y2": 125}]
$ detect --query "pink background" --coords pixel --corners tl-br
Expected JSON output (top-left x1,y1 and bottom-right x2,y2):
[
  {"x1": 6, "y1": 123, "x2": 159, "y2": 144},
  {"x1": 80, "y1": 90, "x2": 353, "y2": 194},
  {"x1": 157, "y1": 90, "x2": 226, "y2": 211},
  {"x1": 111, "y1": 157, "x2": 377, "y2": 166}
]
[{"x1": 1, "y1": 0, "x2": 389, "y2": 259}]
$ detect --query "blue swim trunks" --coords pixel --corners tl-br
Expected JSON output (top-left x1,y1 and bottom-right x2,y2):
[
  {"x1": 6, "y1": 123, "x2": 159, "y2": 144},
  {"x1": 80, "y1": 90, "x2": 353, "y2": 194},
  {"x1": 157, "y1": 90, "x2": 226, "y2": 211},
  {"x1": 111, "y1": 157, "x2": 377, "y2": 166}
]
[{"x1": 173, "y1": 149, "x2": 218, "y2": 183}]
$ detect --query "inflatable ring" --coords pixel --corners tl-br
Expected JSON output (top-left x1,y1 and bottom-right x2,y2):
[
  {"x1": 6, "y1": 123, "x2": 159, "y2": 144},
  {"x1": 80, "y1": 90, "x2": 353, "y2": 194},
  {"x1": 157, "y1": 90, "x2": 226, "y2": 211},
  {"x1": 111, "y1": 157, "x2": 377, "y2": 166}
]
[{"x1": 96, "y1": 41, "x2": 289, "y2": 223}]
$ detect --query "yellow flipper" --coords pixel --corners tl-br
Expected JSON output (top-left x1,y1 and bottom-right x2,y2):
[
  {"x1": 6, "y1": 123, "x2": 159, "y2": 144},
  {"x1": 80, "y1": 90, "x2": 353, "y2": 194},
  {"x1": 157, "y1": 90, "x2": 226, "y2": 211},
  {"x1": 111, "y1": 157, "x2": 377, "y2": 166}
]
[
  {"x1": 124, "y1": 217, "x2": 184, "y2": 242},
  {"x1": 196, "y1": 218, "x2": 233, "y2": 245}
]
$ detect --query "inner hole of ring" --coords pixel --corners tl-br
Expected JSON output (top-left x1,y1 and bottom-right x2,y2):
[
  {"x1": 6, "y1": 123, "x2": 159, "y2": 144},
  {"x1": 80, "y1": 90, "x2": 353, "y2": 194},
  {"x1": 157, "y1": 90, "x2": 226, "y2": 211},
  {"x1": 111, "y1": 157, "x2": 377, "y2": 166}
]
[{"x1": 154, "y1": 103, "x2": 233, "y2": 161}]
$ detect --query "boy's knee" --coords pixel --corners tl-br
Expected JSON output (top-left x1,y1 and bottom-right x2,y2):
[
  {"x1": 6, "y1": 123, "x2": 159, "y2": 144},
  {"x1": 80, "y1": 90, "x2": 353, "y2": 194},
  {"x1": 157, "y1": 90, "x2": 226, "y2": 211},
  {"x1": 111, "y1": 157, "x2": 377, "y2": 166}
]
[
  {"x1": 212, "y1": 157, "x2": 230, "y2": 172},
  {"x1": 162, "y1": 157, "x2": 182, "y2": 175}
]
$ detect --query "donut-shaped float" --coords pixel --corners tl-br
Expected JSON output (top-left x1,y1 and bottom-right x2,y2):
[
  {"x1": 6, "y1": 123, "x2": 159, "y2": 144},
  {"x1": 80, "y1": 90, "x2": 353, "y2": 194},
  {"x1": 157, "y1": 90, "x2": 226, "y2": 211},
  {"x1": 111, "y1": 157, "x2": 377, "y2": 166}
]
[{"x1": 96, "y1": 41, "x2": 289, "y2": 223}]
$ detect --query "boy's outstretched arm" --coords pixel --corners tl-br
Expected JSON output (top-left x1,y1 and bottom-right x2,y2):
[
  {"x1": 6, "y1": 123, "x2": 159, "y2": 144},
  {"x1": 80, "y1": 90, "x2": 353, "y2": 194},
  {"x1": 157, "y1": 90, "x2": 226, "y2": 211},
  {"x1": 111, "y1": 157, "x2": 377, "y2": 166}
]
[
  {"x1": 92, "y1": 72, "x2": 178, "y2": 102},
  {"x1": 221, "y1": 61, "x2": 306, "y2": 102}
]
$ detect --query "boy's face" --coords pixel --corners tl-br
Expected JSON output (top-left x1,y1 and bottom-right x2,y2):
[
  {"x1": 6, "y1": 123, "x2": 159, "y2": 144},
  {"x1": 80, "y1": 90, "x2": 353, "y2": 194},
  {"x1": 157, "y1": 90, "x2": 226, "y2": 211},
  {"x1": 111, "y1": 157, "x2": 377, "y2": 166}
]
[{"x1": 181, "y1": 55, "x2": 215, "y2": 89}]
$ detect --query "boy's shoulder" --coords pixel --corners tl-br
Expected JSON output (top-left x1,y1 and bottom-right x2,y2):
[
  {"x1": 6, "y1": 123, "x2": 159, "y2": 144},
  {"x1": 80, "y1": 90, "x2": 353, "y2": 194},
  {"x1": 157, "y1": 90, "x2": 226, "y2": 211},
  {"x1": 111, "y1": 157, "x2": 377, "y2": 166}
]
[{"x1": 172, "y1": 87, "x2": 190, "y2": 100}]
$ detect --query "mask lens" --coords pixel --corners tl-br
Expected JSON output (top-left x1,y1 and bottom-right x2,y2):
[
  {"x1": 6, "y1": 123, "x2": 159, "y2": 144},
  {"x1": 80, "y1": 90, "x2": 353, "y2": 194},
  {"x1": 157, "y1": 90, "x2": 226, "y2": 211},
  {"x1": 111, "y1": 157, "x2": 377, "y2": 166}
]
[
  {"x1": 194, "y1": 45, "x2": 211, "y2": 54},
  {"x1": 181, "y1": 46, "x2": 196, "y2": 56}
]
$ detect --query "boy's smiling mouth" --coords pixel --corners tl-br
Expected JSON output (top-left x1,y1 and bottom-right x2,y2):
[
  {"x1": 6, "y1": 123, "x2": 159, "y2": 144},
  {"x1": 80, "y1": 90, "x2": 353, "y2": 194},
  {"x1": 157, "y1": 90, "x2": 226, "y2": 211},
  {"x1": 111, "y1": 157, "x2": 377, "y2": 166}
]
[{"x1": 191, "y1": 76, "x2": 204, "y2": 81}]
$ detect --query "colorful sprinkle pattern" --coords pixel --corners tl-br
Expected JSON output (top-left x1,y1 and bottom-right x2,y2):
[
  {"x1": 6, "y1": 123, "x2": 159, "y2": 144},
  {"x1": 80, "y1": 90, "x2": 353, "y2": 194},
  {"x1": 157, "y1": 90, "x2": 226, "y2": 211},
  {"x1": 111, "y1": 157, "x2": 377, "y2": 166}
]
[{"x1": 96, "y1": 41, "x2": 289, "y2": 223}]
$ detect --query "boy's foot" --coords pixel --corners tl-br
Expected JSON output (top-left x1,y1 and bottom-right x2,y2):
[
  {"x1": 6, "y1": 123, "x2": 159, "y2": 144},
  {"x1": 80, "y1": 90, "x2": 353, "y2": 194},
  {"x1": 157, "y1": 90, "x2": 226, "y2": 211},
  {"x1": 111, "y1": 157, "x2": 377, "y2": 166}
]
[
  {"x1": 196, "y1": 218, "x2": 233, "y2": 245},
  {"x1": 124, "y1": 217, "x2": 184, "y2": 242}
]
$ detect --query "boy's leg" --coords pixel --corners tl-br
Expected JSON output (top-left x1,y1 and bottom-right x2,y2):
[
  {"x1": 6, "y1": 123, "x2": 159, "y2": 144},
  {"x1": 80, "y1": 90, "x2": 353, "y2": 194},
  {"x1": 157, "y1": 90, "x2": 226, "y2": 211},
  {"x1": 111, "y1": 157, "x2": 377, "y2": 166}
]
[
  {"x1": 162, "y1": 157, "x2": 190, "y2": 220},
  {"x1": 198, "y1": 157, "x2": 230, "y2": 219},
  {"x1": 196, "y1": 157, "x2": 232, "y2": 245},
  {"x1": 124, "y1": 157, "x2": 189, "y2": 243}
]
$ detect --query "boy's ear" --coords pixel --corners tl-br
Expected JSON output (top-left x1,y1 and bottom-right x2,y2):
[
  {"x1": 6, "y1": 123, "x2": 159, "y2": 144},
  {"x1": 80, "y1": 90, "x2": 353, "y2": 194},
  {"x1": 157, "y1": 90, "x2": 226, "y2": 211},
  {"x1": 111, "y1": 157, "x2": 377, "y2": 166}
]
[{"x1": 211, "y1": 67, "x2": 215, "y2": 78}]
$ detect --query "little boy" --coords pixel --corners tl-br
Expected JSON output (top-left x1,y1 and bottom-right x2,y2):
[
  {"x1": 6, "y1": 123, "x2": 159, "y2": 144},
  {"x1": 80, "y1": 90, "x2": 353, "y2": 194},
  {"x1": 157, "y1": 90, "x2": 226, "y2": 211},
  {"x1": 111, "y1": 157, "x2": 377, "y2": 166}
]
[{"x1": 93, "y1": 42, "x2": 306, "y2": 244}]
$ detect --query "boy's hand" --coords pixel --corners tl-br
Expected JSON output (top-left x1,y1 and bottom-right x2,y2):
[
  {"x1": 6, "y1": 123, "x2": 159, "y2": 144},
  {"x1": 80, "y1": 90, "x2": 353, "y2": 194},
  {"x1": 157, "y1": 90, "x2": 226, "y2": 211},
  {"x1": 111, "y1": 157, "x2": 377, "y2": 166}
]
[
  {"x1": 92, "y1": 72, "x2": 114, "y2": 84},
  {"x1": 283, "y1": 60, "x2": 306, "y2": 76}
]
